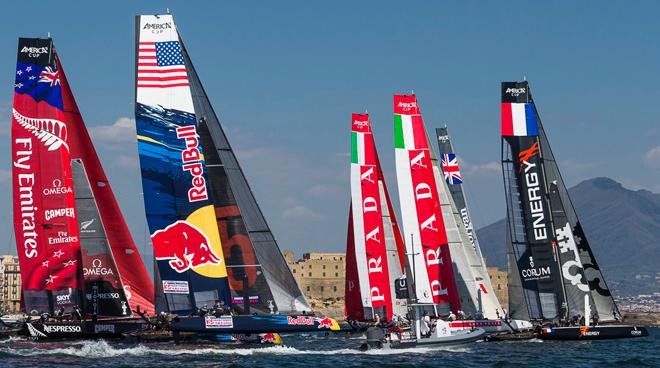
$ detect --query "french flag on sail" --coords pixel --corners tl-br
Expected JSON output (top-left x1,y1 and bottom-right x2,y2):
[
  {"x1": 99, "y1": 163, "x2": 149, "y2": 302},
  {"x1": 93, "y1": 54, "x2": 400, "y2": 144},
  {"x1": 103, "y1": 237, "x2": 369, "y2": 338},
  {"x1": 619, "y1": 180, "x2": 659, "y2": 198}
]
[{"x1": 501, "y1": 103, "x2": 538, "y2": 136}]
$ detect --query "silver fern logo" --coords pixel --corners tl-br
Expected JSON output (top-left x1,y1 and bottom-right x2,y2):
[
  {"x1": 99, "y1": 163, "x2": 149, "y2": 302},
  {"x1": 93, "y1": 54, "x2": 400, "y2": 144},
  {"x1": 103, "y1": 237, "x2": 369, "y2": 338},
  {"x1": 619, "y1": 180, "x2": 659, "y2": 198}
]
[{"x1": 13, "y1": 108, "x2": 68, "y2": 152}]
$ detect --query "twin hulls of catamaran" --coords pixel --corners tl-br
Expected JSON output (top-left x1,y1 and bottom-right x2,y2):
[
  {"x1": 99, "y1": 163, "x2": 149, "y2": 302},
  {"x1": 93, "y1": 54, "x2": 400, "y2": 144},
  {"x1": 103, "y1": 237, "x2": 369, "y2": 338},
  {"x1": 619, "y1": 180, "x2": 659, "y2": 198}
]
[{"x1": 10, "y1": 14, "x2": 339, "y2": 341}]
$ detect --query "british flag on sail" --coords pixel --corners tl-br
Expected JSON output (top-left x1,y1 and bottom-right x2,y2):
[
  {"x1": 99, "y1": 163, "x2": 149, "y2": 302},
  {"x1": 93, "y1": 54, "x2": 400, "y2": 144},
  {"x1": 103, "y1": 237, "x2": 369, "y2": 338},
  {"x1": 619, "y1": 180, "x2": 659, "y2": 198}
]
[
  {"x1": 441, "y1": 153, "x2": 462, "y2": 185},
  {"x1": 137, "y1": 41, "x2": 189, "y2": 88}
]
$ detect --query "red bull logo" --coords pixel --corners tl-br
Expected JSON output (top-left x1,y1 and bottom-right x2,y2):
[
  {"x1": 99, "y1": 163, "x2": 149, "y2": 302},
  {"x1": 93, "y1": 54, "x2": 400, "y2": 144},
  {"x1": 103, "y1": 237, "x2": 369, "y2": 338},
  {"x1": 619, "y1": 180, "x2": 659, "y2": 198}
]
[
  {"x1": 261, "y1": 333, "x2": 276, "y2": 343},
  {"x1": 317, "y1": 317, "x2": 334, "y2": 329},
  {"x1": 152, "y1": 220, "x2": 222, "y2": 273}
]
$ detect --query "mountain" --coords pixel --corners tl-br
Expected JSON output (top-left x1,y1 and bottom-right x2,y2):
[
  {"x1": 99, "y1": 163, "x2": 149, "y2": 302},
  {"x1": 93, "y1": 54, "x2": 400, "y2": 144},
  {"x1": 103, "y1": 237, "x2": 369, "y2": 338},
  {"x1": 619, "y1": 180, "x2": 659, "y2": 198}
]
[{"x1": 477, "y1": 177, "x2": 660, "y2": 295}]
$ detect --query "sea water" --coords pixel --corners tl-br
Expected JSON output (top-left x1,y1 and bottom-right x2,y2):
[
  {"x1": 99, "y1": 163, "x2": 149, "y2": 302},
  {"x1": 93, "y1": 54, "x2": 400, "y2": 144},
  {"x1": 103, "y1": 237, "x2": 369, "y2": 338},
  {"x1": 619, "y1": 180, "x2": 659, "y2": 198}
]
[{"x1": 0, "y1": 329, "x2": 657, "y2": 367}]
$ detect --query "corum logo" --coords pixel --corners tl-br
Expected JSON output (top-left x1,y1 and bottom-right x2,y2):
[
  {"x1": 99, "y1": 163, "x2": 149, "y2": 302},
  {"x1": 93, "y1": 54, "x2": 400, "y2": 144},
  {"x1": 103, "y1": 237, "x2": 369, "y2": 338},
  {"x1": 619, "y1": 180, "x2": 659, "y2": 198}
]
[
  {"x1": 21, "y1": 46, "x2": 49, "y2": 55},
  {"x1": 397, "y1": 101, "x2": 417, "y2": 112},
  {"x1": 13, "y1": 109, "x2": 68, "y2": 152},
  {"x1": 152, "y1": 221, "x2": 222, "y2": 273},
  {"x1": 506, "y1": 87, "x2": 526, "y2": 97}
]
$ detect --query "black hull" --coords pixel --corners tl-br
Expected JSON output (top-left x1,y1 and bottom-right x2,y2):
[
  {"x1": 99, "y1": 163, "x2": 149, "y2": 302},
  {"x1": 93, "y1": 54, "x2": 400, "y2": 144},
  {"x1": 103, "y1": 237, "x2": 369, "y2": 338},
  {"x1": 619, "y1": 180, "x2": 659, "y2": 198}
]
[
  {"x1": 20, "y1": 320, "x2": 147, "y2": 340},
  {"x1": 539, "y1": 325, "x2": 649, "y2": 340},
  {"x1": 170, "y1": 315, "x2": 339, "y2": 334}
]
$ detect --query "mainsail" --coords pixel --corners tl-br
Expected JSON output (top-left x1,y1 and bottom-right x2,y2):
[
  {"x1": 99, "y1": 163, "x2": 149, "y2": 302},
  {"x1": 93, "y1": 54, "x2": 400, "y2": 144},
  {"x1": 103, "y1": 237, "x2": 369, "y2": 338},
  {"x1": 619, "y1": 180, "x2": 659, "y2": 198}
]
[
  {"x1": 393, "y1": 95, "x2": 460, "y2": 310},
  {"x1": 12, "y1": 37, "x2": 154, "y2": 316},
  {"x1": 435, "y1": 127, "x2": 503, "y2": 319},
  {"x1": 500, "y1": 81, "x2": 618, "y2": 322},
  {"x1": 136, "y1": 14, "x2": 310, "y2": 314},
  {"x1": 345, "y1": 113, "x2": 406, "y2": 321}
]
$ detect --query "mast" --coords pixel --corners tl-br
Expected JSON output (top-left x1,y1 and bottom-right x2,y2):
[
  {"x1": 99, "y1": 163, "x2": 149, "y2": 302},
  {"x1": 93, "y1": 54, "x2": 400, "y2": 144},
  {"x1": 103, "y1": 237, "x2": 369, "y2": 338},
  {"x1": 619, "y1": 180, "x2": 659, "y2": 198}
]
[
  {"x1": 500, "y1": 81, "x2": 564, "y2": 321},
  {"x1": 435, "y1": 127, "x2": 503, "y2": 319},
  {"x1": 393, "y1": 94, "x2": 460, "y2": 313}
]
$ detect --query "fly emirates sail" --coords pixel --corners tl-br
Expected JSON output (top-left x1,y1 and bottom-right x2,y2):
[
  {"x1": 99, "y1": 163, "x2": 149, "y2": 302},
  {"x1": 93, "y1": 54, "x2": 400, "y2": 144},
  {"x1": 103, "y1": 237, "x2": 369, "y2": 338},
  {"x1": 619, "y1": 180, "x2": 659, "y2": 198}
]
[{"x1": 14, "y1": 138, "x2": 39, "y2": 258}]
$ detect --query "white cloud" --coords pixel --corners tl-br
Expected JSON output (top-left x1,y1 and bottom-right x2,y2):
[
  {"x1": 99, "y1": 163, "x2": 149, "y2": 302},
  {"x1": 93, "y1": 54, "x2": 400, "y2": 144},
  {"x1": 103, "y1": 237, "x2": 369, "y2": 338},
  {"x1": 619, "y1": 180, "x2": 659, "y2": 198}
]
[
  {"x1": 282, "y1": 204, "x2": 325, "y2": 221},
  {"x1": 462, "y1": 161, "x2": 500, "y2": 176},
  {"x1": 642, "y1": 146, "x2": 660, "y2": 169},
  {"x1": 89, "y1": 117, "x2": 136, "y2": 145}
]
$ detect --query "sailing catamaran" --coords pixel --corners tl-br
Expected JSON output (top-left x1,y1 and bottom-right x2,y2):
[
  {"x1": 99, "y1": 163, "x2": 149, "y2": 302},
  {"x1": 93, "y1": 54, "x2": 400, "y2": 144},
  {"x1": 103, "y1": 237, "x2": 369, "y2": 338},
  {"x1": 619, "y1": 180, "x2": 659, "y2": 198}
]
[
  {"x1": 345, "y1": 113, "x2": 407, "y2": 323},
  {"x1": 500, "y1": 80, "x2": 648, "y2": 340},
  {"x1": 382, "y1": 94, "x2": 487, "y2": 347},
  {"x1": 433, "y1": 127, "x2": 532, "y2": 334},
  {"x1": 134, "y1": 14, "x2": 338, "y2": 335},
  {"x1": 11, "y1": 37, "x2": 154, "y2": 339}
]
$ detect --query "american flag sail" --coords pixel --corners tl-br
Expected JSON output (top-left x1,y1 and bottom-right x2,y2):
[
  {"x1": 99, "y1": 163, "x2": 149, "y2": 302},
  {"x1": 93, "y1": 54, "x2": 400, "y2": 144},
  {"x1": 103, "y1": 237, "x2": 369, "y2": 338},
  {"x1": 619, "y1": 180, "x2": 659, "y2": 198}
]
[
  {"x1": 137, "y1": 41, "x2": 189, "y2": 88},
  {"x1": 441, "y1": 153, "x2": 462, "y2": 185}
]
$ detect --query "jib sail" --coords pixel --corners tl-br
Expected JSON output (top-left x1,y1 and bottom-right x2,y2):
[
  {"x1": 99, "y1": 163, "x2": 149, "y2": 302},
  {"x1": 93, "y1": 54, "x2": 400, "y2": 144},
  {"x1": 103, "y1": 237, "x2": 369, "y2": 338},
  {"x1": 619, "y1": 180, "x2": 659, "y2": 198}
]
[
  {"x1": 435, "y1": 127, "x2": 503, "y2": 319},
  {"x1": 135, "y1": 15, "x2": 231, "y2": 312},
  {"x1": 393, "y1": 95, "x2": 460, "y2": 310},
  {"x1": 533, "y1": 85, "x2": 619, "y2": 322},
  {"x1": 345, "y1": 113, "x2": 405, "y2": 321}
]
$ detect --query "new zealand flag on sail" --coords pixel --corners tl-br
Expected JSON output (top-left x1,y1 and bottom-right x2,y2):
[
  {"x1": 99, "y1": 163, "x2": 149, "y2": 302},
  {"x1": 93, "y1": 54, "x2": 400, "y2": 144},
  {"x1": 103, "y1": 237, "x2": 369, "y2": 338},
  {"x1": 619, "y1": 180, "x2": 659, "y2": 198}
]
[
  {"x1": 14, "y1": 62, "x2": 62, "y2": 110},
  {"x1": 15, "y1": 38, "x2": 61, "y2": 110}
]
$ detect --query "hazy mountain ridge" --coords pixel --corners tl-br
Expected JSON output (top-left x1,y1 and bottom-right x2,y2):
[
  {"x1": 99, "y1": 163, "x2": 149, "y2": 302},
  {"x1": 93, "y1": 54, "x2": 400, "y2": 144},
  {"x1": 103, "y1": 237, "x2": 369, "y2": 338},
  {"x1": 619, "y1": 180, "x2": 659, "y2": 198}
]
[{"x1": 477, "y1": 177, "x2": 660, "y2": 294}]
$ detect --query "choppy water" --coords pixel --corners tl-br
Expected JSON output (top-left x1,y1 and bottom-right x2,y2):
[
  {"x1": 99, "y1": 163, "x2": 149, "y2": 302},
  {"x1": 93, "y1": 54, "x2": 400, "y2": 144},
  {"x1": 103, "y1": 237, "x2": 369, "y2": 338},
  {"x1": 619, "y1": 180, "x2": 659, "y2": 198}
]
[{"x1": 0, "y1": 329, "x2": 657, "y2": 367}]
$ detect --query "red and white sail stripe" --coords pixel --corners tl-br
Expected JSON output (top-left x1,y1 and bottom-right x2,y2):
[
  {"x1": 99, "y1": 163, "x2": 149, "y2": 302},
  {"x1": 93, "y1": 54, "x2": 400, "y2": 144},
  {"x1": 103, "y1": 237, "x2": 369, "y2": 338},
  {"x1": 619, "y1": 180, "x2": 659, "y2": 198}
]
[
  {"x1": 346, "y1": 113, "x2": 395, "y2": 321},
  {"x1": 393, "y1": 95, "x2": 460, "y2": 309}
]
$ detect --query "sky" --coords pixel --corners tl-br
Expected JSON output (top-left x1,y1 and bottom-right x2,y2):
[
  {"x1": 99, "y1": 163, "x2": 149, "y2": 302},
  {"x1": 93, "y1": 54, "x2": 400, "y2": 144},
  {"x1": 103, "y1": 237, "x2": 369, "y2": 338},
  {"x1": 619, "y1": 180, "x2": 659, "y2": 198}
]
[{"x1": 0, "y1": 1, "x2": 659, "y2": 264}]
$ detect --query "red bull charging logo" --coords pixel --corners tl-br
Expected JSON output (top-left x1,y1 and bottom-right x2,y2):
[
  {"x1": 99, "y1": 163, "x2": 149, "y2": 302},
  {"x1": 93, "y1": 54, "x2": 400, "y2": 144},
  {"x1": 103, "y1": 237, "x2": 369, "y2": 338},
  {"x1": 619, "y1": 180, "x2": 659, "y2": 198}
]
[{"x1": 152, "y1": 221, "x2": 222, "y2": 273}]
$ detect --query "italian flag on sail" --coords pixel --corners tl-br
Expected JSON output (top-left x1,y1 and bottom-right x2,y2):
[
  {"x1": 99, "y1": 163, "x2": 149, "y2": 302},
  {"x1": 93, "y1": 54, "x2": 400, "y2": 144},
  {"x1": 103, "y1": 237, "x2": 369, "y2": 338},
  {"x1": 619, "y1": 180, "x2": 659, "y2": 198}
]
[
  {"x1": 349, "y1": 114, "x2": 393, "y2": 320},
  {"x1": 393, "y1": 95, "x2": 460, "y2": 309}
]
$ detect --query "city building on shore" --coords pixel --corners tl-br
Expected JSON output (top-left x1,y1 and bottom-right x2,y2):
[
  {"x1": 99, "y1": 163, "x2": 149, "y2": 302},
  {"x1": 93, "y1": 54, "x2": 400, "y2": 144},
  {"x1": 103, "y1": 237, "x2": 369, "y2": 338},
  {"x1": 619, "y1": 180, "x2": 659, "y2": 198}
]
[
  {"x1": 487, "y1": 266, "x2": 508, "y2": 308},
  {"x1": 0, "y1": 255, "x2": 21, "y2": 313},
  {"x1": 284, "y1": 251, "x2": 345, "y2": 301}
]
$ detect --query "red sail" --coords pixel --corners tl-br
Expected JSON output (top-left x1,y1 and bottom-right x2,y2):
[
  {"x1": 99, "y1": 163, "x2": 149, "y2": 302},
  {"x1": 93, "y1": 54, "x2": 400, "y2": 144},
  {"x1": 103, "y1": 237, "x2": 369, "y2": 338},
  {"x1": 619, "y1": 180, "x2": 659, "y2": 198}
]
[
  {"x1": 12, "y1": 38, "x2": 81, "y2": 296},
  {"x1": 56, "y1": 54, "x2": 155, "y2": 314},
  {"x1": 344, "y1": 206, "x2": 365, "y2": 320}
]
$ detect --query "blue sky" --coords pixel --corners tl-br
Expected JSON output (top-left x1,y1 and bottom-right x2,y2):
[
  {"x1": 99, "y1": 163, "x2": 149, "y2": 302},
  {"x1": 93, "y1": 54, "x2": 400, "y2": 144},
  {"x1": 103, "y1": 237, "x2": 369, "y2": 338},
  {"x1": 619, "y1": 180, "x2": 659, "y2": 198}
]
[{"x1": 1, "y1": 1, "x2": 659, "y2": 263}]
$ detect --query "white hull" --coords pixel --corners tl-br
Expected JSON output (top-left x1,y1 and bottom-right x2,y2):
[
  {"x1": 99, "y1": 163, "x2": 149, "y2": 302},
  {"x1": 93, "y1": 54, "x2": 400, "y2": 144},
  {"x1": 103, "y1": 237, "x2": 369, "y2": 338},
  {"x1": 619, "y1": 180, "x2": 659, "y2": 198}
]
[{"x1": 447, "y1": 319, "x2": 533, "y2": 334}]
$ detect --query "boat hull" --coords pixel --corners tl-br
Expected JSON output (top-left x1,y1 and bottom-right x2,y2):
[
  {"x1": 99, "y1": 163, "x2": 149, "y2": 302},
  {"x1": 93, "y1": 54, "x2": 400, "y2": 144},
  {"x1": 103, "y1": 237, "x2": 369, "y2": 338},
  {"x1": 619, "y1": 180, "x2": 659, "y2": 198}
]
[
  {"x1": 539, "y1": 325, "x2": 649, "y2": 340},
  {"x1": 20, "y1": 320, "x2": 147, "y2": 340},
  {"x1": 389, "y1": 328, "x2": 486, "y2": 349},
  {"x1": 170, "y1": 315, "x2": 340, "y2": 334},
  {"x1": 447, "y1": 319, "x2": 533, "y2": 335}
]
